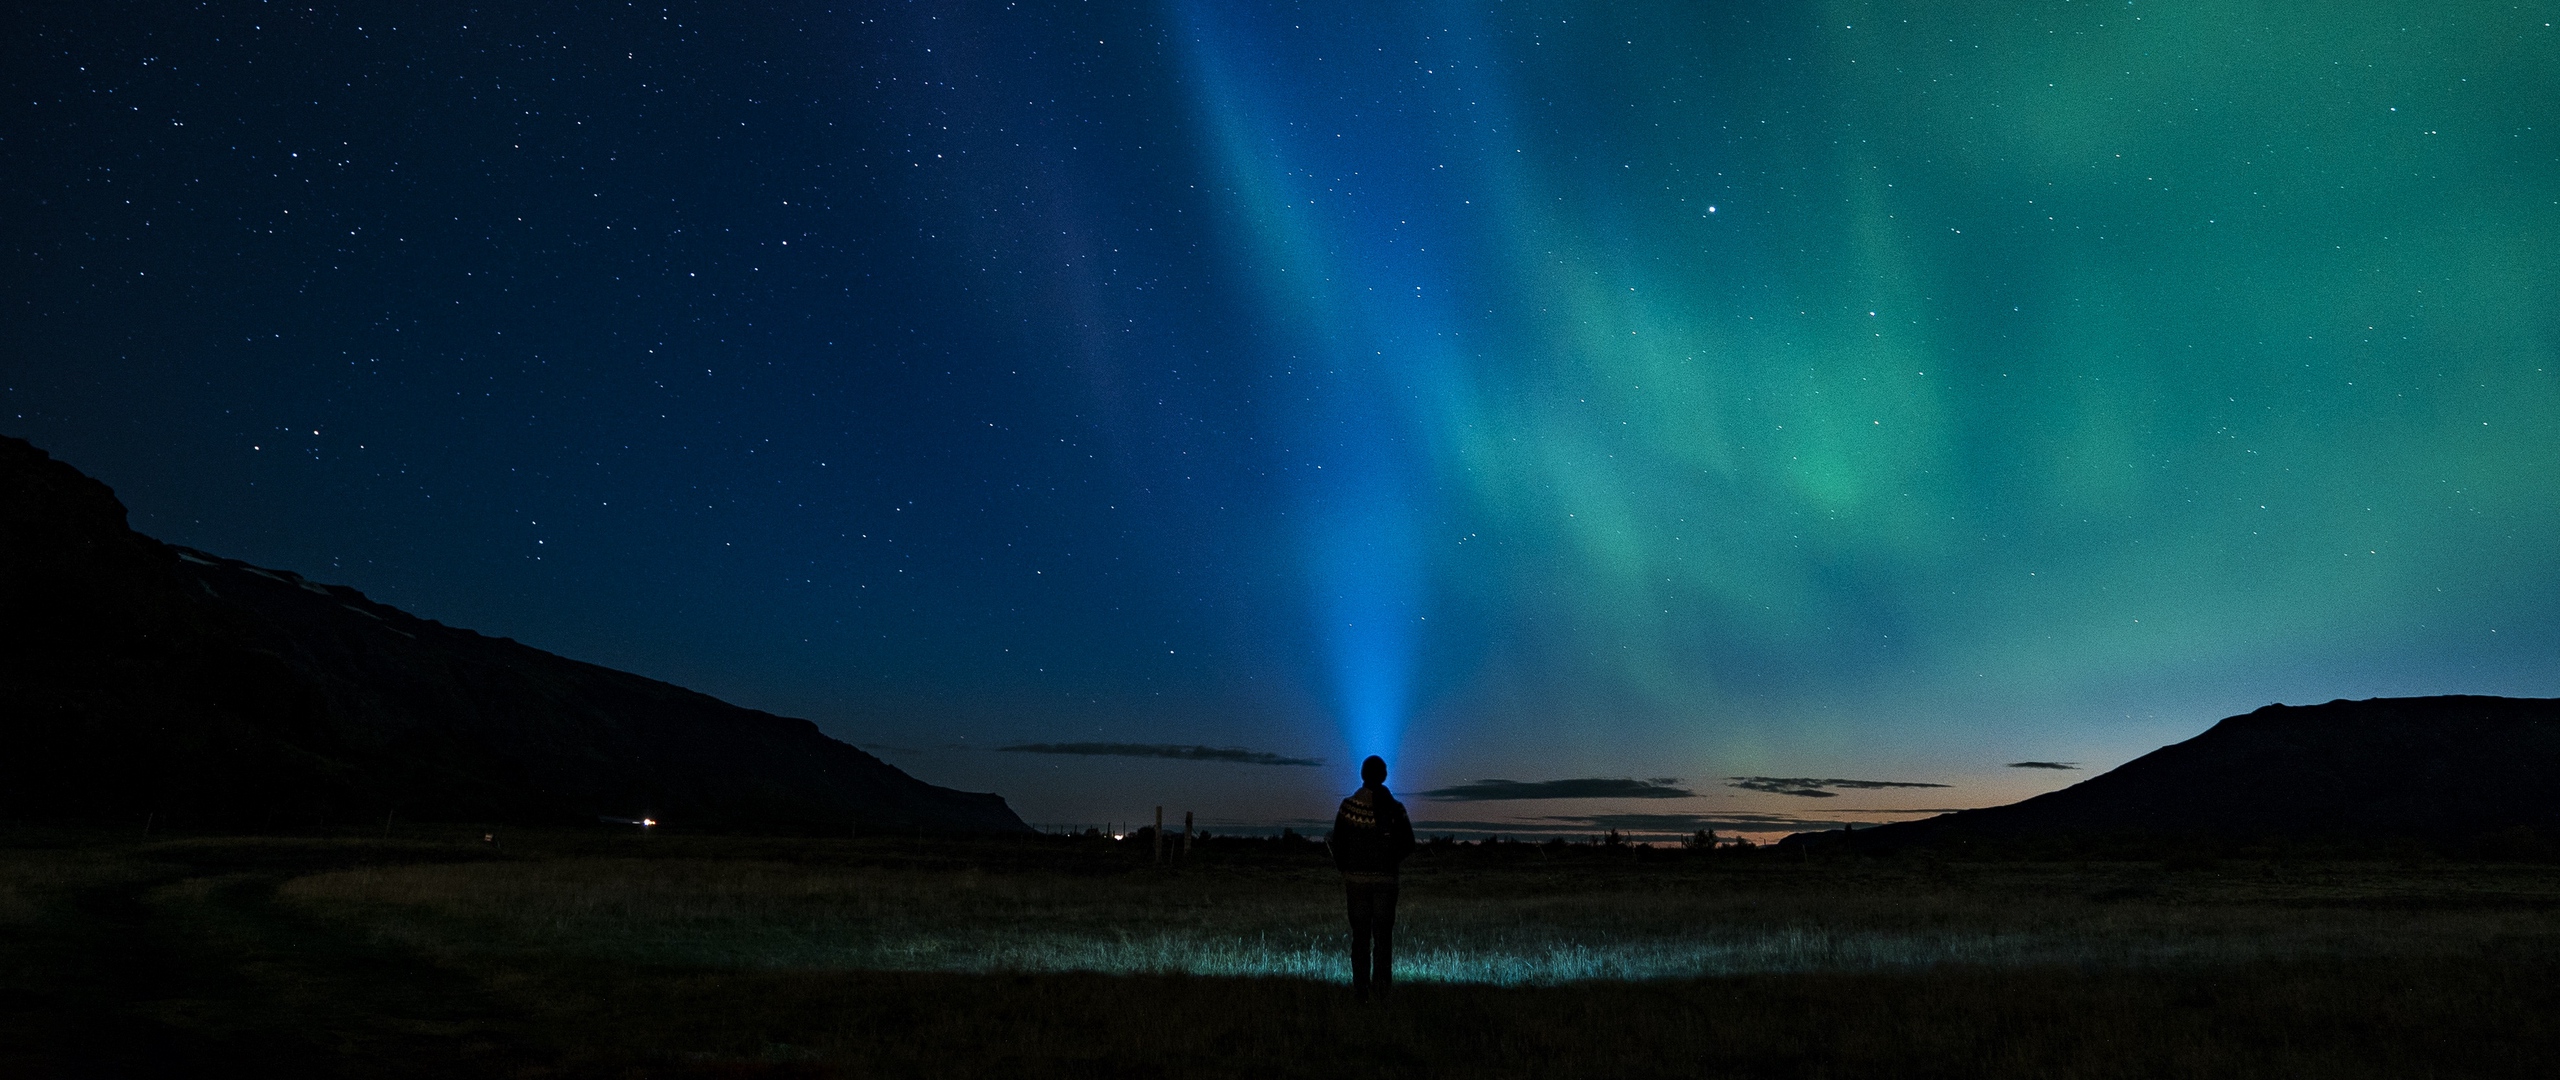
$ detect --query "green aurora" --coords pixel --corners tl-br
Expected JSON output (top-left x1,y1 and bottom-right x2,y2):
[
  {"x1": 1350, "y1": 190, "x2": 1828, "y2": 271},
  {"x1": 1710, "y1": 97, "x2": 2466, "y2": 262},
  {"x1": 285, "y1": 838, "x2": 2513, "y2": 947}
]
[{"x1": 1183, "y1": 2, "x2": 2559, "y2": 801}]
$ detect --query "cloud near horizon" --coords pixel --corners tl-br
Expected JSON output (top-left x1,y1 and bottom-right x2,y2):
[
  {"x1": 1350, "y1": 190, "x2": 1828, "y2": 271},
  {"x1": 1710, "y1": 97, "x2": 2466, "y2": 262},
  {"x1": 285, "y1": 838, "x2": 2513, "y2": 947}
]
[
  {"x1": 1407, "y1": 810, "x2": 1951, "y2": 834},
  {"x1": 1267, "y1": 806, "x2": 1949, "y2": 837},
  {"x1": 1555, "y1": 812, "x2": 1860, "y2": 832},
  {"x1": 1728, "y1": 776, "x2": 1952, "y2": 798},
  {"x1": 2006, "y1": 761, "x2": 2082, "y2": 770},
  {"x1": 997, "y1": 742, "x2": 1323, "y2": 767},
  {"x1": 1400, "y1": 813, "x2": 1852, "y2": 835},
  {"x1": 1418, "y1": 777, "x2": 1695, "y2": 801}
]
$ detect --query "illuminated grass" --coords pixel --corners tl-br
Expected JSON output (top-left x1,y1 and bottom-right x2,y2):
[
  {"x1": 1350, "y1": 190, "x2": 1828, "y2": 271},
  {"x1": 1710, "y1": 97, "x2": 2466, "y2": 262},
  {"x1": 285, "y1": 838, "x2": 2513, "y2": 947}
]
[
  {"x1": 277, "y1": 856, "x2": 2560, "y2": 985},
  {"x1": 796, "y1": 928, "x2": 2103, "y2": 984}
]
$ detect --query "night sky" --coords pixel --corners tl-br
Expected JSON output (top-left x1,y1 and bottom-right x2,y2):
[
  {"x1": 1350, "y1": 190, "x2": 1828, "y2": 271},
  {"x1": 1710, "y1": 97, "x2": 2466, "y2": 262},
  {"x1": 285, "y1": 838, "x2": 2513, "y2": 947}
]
[{"x1": 7, "y1": 2, "x2": 2557, "y2": 837}]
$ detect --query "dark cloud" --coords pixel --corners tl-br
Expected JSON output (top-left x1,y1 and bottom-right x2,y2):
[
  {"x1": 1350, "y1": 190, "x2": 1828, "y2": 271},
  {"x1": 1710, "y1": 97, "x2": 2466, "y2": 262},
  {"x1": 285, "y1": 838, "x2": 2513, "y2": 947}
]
[
  {"x1": 1417, "y1": 777, "x2": 1696, "y2": 801},
  {"x1": 1413, "y1": 808, "x2": 1894, "y2": 834},
  {"x1": 1729, "y1": 776, "x2": 1952, "y2": 798},
  {"x1": 1557, "y1": 812, "x2": 1857, "y2": 832},
  {"x1": 2006, "y1": 761, "x2": 2081, "y2": 770},
  {"x1": 1406, "y1": 818, "x2": 1577, "y2": 833},
  {"x1": 1556, "y1": 813, "x2": 1728, "y2": 830},
  {"x1": 1403, "y1": 810, "x2": 1889, "y2": 835},
  {"x1": 997, "y1": 742, "x2": 1323, "y2": 767},
  {"x1": 1347, "y1": 803, "x2": 1973, "y2": 838},
  {"x1": 1738, "y1": 783, "x2": 1836, "y2": 798}
]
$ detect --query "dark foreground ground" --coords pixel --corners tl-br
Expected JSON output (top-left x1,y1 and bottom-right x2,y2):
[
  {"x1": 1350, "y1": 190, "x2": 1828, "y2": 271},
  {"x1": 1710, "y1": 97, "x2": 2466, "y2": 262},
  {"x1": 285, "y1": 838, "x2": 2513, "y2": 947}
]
[{"x1": 5, "y1": 827, "x2": 2557, "y2": 1078}]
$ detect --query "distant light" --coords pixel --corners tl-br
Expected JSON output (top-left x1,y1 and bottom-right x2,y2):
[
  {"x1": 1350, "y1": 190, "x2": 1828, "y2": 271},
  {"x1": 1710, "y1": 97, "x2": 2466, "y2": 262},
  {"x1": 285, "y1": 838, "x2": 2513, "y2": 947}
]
[{"x1": 642, "y1": 818, "x2": 657, "y2": 827}]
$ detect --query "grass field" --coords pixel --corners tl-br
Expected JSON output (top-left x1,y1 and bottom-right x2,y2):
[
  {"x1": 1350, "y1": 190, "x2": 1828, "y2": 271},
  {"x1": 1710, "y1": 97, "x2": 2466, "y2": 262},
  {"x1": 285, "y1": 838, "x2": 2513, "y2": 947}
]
[{"x1": 7, "y1": 827, "x2": 2559, "y2": 1077}]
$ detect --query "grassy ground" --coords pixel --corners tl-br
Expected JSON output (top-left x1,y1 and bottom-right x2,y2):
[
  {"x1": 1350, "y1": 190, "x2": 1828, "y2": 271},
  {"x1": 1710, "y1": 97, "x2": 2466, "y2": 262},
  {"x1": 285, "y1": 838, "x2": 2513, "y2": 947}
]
[{"x1": 6, "y1": 827, "x2": 2559, "y2": 1077}]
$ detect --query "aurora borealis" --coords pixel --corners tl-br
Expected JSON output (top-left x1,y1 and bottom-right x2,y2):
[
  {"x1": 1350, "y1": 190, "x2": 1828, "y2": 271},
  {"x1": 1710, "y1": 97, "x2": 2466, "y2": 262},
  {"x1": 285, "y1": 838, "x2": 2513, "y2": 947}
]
[{"x1": 6, "y1": 2, "x2": 2556, "y2": 834}]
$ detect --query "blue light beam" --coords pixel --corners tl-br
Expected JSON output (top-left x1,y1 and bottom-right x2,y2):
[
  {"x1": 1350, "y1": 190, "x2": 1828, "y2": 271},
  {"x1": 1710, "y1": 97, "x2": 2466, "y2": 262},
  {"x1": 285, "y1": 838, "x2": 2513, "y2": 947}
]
[{"x1": 1171, "y1": 1, "x2": 1508, "y2": 763}]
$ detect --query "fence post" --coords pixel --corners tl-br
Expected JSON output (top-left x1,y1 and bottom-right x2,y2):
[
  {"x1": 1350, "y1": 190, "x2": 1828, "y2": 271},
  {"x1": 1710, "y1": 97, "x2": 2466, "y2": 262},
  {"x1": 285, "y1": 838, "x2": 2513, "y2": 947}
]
[
  {"x1": 1183, "y1": 811, "x2": 1194, "y2": 858},
  {"x1": 1154, "y1": 806, "x2": 1164, "y2": 863}
]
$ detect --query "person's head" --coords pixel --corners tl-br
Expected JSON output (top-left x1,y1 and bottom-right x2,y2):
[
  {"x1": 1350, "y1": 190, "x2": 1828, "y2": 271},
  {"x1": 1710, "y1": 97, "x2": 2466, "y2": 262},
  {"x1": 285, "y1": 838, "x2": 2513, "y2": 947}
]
[{"x1": 1361, "y1": 755, "x2": 1388, "y2": 787}]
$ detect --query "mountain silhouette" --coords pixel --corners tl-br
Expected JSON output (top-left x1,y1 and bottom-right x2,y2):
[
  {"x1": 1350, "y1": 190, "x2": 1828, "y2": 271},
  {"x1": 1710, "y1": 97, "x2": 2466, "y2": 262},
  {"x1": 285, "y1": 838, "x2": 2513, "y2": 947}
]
[
  {"x1": 1802, "y1": 695, "x2": 2560, "y2": 852},
  {"x1": 0, "y1": 434, "x2": 1026, "y2": 833}
]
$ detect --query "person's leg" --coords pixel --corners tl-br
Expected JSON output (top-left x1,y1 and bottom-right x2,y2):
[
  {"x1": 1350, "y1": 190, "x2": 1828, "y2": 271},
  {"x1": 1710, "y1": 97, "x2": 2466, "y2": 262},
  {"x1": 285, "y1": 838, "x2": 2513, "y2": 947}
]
[
  {"x1": 1373, "y1": 884, "x2": 1399, "y2": 995},
  {"x1": 1345, "y1": 884, "x2": 1374, "y2": 995}
]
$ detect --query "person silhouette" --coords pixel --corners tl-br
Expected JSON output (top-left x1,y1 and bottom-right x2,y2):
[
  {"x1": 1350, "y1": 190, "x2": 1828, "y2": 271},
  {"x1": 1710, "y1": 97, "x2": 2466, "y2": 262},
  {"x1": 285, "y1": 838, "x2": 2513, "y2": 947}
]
[{"x1": 1330, "y1": 754, "x2": 1417, "y2": 998}]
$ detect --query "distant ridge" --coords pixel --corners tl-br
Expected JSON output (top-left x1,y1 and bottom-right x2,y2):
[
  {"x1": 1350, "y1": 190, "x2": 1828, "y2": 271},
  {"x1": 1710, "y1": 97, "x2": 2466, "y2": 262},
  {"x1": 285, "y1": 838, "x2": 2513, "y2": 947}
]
[
  {"x1": 1794, "y1": 696, "x2": 2560, "y2": 852},
  {"x1": 0, "y1": 434, "x2": 1027, "y2": 833}
]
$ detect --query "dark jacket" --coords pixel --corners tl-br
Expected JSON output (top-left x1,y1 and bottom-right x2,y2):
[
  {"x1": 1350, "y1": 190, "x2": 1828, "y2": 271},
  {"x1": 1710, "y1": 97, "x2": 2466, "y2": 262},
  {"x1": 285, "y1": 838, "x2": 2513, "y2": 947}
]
[{"x1": 1331, "y1": 784, "x2": 1417, "y2": 882}]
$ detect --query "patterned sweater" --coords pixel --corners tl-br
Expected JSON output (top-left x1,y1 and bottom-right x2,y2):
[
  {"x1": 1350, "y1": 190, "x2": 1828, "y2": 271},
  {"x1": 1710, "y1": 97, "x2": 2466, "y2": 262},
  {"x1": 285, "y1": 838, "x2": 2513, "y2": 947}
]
[{"x1": 1330, "y1": 784, "x2": 1418, "y2": 883}]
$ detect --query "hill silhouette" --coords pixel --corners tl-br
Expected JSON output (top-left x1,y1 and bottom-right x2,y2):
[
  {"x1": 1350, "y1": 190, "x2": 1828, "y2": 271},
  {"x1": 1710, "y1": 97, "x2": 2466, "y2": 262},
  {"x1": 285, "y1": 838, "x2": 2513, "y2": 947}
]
[
  {"x1": 1799, "y1": 696, "x2": 2560, "y2": 853},
  {"x1": 0, "y1": 434, "x2": 1026, "y2": 833}
]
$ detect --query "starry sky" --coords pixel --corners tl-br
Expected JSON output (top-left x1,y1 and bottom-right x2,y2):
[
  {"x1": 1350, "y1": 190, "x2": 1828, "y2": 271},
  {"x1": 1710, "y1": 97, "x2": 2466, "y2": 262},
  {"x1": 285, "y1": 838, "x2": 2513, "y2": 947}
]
[{"x1": 7, "y1": 2, "x2": 2557, "y2": 837}]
